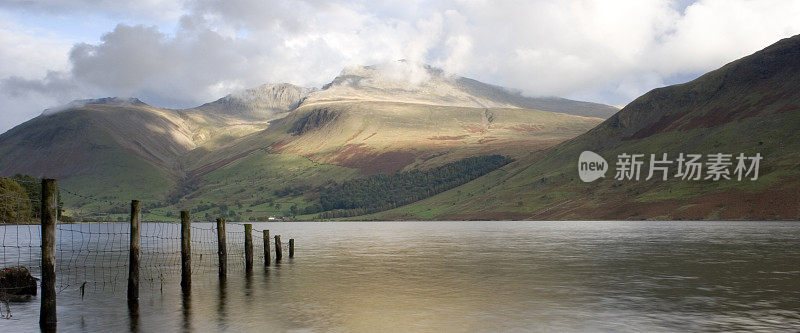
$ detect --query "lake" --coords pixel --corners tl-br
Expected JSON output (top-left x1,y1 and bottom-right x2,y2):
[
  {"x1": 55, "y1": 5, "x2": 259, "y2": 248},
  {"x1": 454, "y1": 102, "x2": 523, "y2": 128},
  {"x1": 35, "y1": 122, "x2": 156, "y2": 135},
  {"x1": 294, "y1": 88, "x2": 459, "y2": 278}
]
[{"x1": 2, "y1": 221, "x2": 799, "y2": 332}]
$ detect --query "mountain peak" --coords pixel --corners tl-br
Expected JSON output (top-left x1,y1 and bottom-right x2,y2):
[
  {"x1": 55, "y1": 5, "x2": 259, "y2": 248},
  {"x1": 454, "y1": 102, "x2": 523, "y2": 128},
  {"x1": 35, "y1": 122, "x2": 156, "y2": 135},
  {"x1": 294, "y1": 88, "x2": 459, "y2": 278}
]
[
  {"x1": 325, "y1": 60, "x2": 446, "y2": 90},
  {"x1": 602, "y1": 34, "x2": 800, "y2": 140},
  {"x1": 309, "y1": 60, "x2": 618, "y2": 118},
  {"x1": 194, "y1": 83, "x2": 315, "y2": 120},
  {"x1": 41, "y1": 97, "x2": 147, "y2": 116}
]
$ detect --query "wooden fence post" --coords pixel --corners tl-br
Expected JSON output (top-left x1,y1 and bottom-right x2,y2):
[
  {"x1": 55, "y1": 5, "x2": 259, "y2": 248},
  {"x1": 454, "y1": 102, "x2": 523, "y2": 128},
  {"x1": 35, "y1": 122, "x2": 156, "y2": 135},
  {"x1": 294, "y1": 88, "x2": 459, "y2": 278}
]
[
  {"x1": 289, "y1": 239, "x2": 294, "y2": 258},
  {"x1": 216, "y1": 218, "x2": 226, "y2": 278},
  {"x1": 263, "y1": 230, "x2": 270, "y2": 266},
  {"x1": 244, "y1": 224, "x2": 253, "y2": 272},
  {"x1": 180, "y1": 211, "x2": 191, "y2": 291},
  {"x1": 275, "y1": 235, "x2": 282, "y2": 262},
  {"x1": 127, "y1": 200, "x2": 141, "y2": 302},
  {"x1": 40, "y1": 179, "x2": 57, "y2": 328}
]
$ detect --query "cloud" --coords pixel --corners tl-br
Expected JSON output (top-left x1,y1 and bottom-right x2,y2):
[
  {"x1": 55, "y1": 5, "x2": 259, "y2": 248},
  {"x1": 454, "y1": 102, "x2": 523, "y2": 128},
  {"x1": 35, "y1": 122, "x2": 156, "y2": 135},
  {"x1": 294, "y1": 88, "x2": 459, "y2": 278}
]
[
  {"x1": 0, "y1": 71, "x2": 90, "y2": 129},
  {"x1": 0, "y1": 0, "x2": 185, "y2": 22},
  {"x1": 1, "y1": 0, "x2": 800, "y2": 133},
  {"x1": 0, "y1": 15, "x2": 72, "y2": 78}
]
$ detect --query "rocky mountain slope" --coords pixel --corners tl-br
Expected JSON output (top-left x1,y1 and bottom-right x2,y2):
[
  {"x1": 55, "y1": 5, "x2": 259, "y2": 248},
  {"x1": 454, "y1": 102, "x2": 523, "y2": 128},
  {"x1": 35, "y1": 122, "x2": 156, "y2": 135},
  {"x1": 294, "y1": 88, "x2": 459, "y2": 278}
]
[
  {"x1": 0, "y1": 63, "x2": 614, "y2": 219},
  {"x1": 194, "y1": 83, "x2": 314, "y2": 120},
  {"x1": 306, "y1": 61, "x2": 618, "y2": 118},
  {"x1": 376, "y1": 35, "x2": 800, "y2": 220}
]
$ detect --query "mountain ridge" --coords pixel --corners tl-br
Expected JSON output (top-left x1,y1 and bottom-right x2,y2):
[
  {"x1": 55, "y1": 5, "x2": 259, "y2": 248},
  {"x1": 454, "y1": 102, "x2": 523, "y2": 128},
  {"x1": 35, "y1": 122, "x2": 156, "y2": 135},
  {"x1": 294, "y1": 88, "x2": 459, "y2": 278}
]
[
  {"x1": 307, "y1": 61, "x2": 619, "y2": 118},
  {"x1": 372, "y1": 34, "x2": 800, "y2": 220},
  {"x1": 194, "y1": 83, "x2": 315, "y2": 120},
  {"x1": 29, "y1": 61, "x2": 618, "y2": 129},
  {"x1": 0, "y1": 62, "x2": 616, "y2": 219}
]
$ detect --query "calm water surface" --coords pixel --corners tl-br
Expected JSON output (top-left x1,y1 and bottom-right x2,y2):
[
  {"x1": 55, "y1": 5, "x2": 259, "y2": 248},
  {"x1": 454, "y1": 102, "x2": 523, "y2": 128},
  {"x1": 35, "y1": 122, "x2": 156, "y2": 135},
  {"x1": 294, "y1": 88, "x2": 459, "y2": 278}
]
[{"x1": 2, "y1": 221, "x2": 800, "y2": 332}]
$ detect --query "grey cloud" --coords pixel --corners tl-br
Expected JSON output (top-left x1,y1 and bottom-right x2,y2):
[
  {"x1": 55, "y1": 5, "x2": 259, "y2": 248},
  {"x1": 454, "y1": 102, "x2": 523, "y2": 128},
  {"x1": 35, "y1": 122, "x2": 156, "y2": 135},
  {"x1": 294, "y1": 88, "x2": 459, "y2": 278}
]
[
  {"x1": 2, "y1": 0, "x2": 800, "y2": 133},
  {"x1": 0, "y1": 0, "x2": 184, "y2": 21},
  {"x1": 0, "y1": 71, "x2": 76, "y2": 98},
  {"x1": 0, "y1": 71, "x2": 89, "y2": 132}
]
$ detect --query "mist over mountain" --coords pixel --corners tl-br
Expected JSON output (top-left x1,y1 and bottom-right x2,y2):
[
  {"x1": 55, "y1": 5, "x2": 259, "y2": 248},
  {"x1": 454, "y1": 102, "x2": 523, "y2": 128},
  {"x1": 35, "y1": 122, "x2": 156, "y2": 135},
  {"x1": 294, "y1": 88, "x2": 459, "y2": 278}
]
[
  {"x1": 41, "y1": 97, "x2": 146, "y2": 116},
  {"x1": 308, "y1": 61, "x2": 619, "y2": 118},
  {"x1": 0, "y1": 62, "x2": 616, "y2": 219},
  {"x1": 378, "y1": 35, "x2": 800, "y2": 220},
  {"x1": 3, "y1": 31, "x2": 799, "y2": 221},
  {"x1": 194, "y1": 83, "x2": 315, "y2": 120}
]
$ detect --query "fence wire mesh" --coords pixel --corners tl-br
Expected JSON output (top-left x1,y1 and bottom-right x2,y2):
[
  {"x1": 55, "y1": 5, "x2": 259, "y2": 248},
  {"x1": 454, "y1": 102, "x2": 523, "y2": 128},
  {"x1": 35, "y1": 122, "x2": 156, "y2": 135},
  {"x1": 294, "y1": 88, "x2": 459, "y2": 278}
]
[{"x1": 1, "y1": 179, "x2": 284, "y2": 299}]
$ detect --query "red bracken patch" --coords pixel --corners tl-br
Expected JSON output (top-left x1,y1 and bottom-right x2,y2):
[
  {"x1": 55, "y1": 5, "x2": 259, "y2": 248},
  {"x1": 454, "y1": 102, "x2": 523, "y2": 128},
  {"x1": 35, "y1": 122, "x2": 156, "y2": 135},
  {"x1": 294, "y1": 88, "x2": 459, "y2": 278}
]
[
  {"x1": 342, "y1": 128, "x2": 365, "y2": 145},
  {"x1": 362, "y1": 132, "x2": 378, "y2": 141},
  {"x1": 269, "y1": 140, "x2": 291, "y2": 151},
  {"x1": 440, "y1": 211, "x2": 530, "y2": 221},
  {"x1": 189, "y1": 149, "x2": 257, "y2": 179},
  {"x1": 461, "y1": 125, "x2": 486, "y2": 134},
  {"x1": 328, "y1": 144, "x2": 418, "y2": 174},
  {"x1": 626, "y1": 111, "x2": 686, "y2": 140},
  {"x1": 506, "y1": 124, "x2": 546, "y2": 132},
  {"x1": 428, "y1": 135, "x2": 469, "y2": 141},
  {"x1": 528, "y1": 180, "x2": 800, "y2": 221}
]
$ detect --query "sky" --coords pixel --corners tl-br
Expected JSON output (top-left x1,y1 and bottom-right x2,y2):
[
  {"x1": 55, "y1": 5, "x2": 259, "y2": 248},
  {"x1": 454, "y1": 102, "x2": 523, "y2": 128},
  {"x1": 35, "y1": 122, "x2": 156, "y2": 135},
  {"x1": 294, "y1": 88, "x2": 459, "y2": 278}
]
[{"x1": 1, "y1": 0, "x2": 800, "y2": 133}]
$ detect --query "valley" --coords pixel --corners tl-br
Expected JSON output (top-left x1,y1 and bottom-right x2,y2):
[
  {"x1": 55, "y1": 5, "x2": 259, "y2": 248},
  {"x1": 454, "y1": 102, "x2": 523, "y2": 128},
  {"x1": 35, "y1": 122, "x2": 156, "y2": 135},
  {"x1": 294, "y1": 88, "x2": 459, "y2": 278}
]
[
  {"x1": 0, "y1": 62, "x2": 613, "y2": 221},
  {"x1": 2, "y1": 34, "x2": 798, "y2": 221}
]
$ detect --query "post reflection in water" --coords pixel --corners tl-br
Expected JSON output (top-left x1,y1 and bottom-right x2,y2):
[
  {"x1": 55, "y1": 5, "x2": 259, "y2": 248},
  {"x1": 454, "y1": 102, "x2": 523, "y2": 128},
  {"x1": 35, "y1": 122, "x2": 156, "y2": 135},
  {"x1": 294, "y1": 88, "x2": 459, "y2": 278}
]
[
  {"x1": 244, "y1": 271, "x2": 253, "y2": 305},
  {"x1": 181, "y1": 288, "x2": 191, "y2": 333},
  {"x1": 217, "y1": 277, "x2": 227, "y2": 331},
  {"x1": 4, "y1": 221, "x2": 800, "y2": 332},
  {"x1": 127, "y1": 300, "x2": 139, "y2": 333}
]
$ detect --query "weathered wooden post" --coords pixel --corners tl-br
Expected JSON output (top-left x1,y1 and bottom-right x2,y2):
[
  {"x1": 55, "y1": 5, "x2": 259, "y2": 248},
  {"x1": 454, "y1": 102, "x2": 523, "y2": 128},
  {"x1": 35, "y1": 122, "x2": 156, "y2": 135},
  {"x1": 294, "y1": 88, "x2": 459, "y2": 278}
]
[
  {"x1": 127, "y1": 200, "x2": 141, "y2": 302},
  {"x1": 263, "y1": 230, "x2": 270, "y2": 266},
  {"x1": 180, "y1": 211, "x2": 191, "y2": 291},
  {"x1": 289, "y1": 239, "x2": 294, "y2": 258},
  {"x1": 216, "y1": 218, "x2": 226, "y2": 278},
  {"x1": 274, "y1": 235, "x2": 282, "y2": 262},
  {"x1": 244, "y1": 224, "x2": 253, "y2": 272},
  {"x1": 40, "y1": 179, "x2": 57, "y2": 328}
]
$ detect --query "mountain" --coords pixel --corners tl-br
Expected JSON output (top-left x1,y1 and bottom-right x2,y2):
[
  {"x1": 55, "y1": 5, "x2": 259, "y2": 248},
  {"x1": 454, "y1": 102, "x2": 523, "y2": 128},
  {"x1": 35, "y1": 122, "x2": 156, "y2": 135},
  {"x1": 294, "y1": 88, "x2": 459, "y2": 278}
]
[
  {"x1": 170, "y1": 64, "x2": 609, "y2": 219},
  {"x1": 0, "y1": 63, "x2": 615, "y2": 219},
  {"x1": 0, "y1": 98, "x2": 278, "y2": 211},
  {"x1": 374, "y1": 35, "x2": 800, "y2": 220},
  {"x1": 308, "y1": 61, "x2": 619, "y2": 118},
  {"x1": 187, "y1": 62, "x2": 609, "y2": 177},
  {"x1": 41, "y1": 97, "x2": 147, "y2": 116},
  {"x1": 194, "y1": 83, "x2": 314, "y2": 120}
]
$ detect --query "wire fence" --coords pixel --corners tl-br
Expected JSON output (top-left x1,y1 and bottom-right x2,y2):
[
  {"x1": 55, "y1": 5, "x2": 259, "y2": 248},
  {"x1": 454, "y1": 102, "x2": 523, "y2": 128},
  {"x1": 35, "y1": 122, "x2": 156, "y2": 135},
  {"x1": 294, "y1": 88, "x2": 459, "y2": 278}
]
[{"x1": 1, "y1": 178, "x2": 287, "y2": 300}]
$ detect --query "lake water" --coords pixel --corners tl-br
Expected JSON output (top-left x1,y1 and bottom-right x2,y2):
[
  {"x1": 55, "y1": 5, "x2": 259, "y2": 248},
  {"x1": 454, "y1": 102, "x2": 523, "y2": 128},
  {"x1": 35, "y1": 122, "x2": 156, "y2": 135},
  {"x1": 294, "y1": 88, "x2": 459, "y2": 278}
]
[{"x1": 2, "y1": 221, "x2": 800, "y2": 332}]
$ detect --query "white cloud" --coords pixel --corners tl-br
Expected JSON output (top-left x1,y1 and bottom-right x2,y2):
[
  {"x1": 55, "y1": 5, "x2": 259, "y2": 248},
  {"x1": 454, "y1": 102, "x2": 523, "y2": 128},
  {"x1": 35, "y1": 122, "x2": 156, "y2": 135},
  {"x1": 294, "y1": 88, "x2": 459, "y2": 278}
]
[
  {"x1": 0, "y1": 15, "x2": 72, "y2": 78},
  {"x1": 0, "y1": 0, "x2": 185, "y2": 23},
  {"x1": 1, "y1": 0, "x2": 800, "y2": 133},
  {"x1": 652, "y1": 0, "x2": 800, "y2": 74}
]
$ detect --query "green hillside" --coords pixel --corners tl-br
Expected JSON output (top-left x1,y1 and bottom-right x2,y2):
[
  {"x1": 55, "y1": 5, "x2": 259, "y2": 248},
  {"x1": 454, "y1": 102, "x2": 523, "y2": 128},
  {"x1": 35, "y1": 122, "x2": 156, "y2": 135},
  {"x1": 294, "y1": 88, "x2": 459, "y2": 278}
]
[
  {"x1": 0, "y1": 107, "x2": 178, "y2": 212},
  {"x1": 3, "y1": 35, "x2": 798, "y2": 221},
  {"x1": 0, "y1": 63, "x2": 612, "y2": 221},
  {"x1": 160, "y1": 101, "x2": 601, "y2": 221},
  {"x1": 372, "y1": 35, "x2": 800, "y2": 220},
  {"x1": 0, "y1": 100, "x2": 275, "y2": 217}
]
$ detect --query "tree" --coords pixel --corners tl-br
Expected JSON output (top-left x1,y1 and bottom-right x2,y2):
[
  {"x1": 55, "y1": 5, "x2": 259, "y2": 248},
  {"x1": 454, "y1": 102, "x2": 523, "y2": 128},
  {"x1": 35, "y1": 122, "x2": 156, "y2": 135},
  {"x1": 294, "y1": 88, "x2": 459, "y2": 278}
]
[
  {"x1": 10, "y1": 174, "x2": 63, "y2": 218},
  {"x1": 315, "y1": 155, "x2": 513, "y2": 217},
  {"x1": 0, "y1": 178, "x2": 32, "y2": 223}
]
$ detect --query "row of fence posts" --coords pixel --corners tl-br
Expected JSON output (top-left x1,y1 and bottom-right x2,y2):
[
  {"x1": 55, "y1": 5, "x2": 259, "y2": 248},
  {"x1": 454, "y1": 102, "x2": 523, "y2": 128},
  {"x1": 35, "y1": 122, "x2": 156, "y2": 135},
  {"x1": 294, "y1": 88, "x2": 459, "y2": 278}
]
[{"x1": 37, "y1": 179, "x2": 295, "y2": 330}]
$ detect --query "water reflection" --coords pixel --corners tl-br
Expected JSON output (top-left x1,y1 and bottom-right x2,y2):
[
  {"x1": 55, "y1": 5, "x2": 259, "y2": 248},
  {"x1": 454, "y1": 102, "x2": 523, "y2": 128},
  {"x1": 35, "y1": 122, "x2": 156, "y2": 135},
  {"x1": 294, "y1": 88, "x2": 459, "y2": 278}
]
[
  {"x1": 40, "y1": 321, "x2": 57, "y2": 333},
  {"x1": 3, "y1": 221, "x2": 800, "y2": 332},
  {"x1": 217, "y1": 277, "x2": 227, "y2": 331},
  {"x1": 244, "y1": 271, "x2": 253, "y2": 307},
  {"x1": 181, "y1": 288, "x2": 191, "y2": 333},
  {"x1": 127, "y1": 300, "x2": 139, "y2": 333}
]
